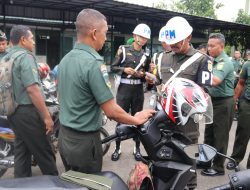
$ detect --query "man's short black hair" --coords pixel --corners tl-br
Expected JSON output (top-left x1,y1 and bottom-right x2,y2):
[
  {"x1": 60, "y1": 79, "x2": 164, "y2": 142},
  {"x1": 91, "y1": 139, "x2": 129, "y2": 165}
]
[
  {"x1": 10, "y1": 25, "x2": 31, "y2": 45},
  {"x1": 209, "y1": 33, "x2": 225, "y2": 45}
]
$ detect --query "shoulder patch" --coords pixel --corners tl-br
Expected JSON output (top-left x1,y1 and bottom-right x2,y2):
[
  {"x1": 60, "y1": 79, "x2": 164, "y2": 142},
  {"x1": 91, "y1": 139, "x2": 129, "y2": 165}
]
[
  {"x1": 100, "y1": 64, "x2": 111, "y2": 89},
  {"x1": 216, "y1": 62, "x2": 224, "y2": 70},
  {"x1": 207, "y1": 60, "x2": 213, "y2": 72},
  {"x1": 239, "y1": 69, "x2": 243, "y2": 75}
]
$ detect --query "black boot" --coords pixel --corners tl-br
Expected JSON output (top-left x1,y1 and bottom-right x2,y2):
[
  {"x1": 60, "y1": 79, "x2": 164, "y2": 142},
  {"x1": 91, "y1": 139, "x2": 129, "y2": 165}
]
[
  {"x1": 111, "y1": 147, "x2": 121, "y2": 161},
  {"x1": 133, "y1": 146, "x2": 142, "y2": 161}
]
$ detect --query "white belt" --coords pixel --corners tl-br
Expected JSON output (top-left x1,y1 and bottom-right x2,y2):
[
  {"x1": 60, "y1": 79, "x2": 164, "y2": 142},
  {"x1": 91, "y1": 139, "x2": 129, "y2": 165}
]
[{"x1": 120, "y1": 78, "x2": 142, "y2": 85}]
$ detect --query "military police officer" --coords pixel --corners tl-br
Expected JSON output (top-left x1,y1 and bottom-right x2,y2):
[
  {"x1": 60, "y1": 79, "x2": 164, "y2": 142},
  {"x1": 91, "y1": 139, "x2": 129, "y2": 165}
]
[
  {"x1": 147, "y1": 16, "x2": 213, "y2": 189},
  {"x1": 149, "y1": 17, "x2": 212, "y2": 144},
  {"x1": 0, "y1": 30, "x2": 8, "y2": 59},
  {"x1": 111, "y1": 23, "x2": 151, "y2": 161},
  {"x1": 202, "y1": 33, "x2": 235, "y2": 176},
  {"x1": 150, "y1": 26, "x2": 172, "y2": 81},
  {"x1": 227, "y1": 50, "x2": 250, "y2": 170}
]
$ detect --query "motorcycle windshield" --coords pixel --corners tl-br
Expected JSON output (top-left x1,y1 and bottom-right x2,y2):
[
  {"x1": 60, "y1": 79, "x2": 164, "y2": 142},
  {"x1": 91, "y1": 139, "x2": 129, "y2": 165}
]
[{"x1": 191, "y1": 94, "x2": 213, "y2": 124}]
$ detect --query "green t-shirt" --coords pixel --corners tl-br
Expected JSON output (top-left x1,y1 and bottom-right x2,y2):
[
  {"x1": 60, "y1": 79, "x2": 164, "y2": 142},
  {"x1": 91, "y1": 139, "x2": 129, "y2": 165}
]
[
  {"x1": 239, "y1": 61, "x2": 250, "y2": 100},
  {"x1": 58, "y1": 43, "x2": 113, "y2": 132},
  {"x1": 208, "y1": 51, "x2": 234, "y2": 97},
  {"x1": 10, "y1": 46, "x2": 42, "y2": 104}
]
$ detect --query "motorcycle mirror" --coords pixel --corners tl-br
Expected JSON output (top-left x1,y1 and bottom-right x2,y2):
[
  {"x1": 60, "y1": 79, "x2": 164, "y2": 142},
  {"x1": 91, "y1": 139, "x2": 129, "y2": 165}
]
[{"x1": 184, "y1": 144, "x2": 217, "y2": 162}]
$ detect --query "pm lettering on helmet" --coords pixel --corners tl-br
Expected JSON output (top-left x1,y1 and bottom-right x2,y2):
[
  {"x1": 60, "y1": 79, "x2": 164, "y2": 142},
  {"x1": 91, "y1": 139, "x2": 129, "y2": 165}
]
[
  {"x1": 165, "y1": 30, "x2": 176, "y2": 39},
  {"x1": 144, "y1": 28, "x2": 150, "y2": 35}
]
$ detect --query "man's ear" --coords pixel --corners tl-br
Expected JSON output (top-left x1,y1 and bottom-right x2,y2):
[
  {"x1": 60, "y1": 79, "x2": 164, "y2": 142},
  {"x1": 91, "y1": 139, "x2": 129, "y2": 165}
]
[
  {"x1": 91, "y1": 29, "x2": 97, "y2": 41},
  {"x1": 19, "y1": 36, "x2": 26, "y2": 46},
  {"x1": 187, "y1": 34, "x2": 192, "y2": 42}
]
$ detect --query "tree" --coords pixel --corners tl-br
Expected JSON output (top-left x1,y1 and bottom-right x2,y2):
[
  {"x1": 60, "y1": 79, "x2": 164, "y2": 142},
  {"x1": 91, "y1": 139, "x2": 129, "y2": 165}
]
[
  {"x1": 153, "y1": 0, "x2": 168, "y2": 10},
  {"x1": 171, "y1": 0, "x2": 223, "y2": 19},
  {"x1": 153, "y1": 0, "x2": 223, "y2": 19},
  {"x1": 224, "y1": 9, "x2": 250, "y2": 51},
  {"x1": 235, "y1": 9, "x2": 250, "y2": 25}
]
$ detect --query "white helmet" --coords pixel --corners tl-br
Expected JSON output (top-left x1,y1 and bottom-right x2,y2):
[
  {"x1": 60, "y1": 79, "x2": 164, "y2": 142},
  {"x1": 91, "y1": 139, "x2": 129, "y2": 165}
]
[
  {"x1": 158, "y1": 26, "x2": 167, "y2": 42},
  {"x1": 133, "y1": 23, "x2": 151, "y2": 39},
  {"x1": 164, "y1": 16, "x2": 193, "y2": 45}
]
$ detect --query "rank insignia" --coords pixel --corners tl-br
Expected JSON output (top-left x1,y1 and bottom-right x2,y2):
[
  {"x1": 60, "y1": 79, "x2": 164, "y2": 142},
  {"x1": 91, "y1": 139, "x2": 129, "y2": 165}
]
[{"x1": 207, "y1": 60, "x2": 213, "y2": 72}]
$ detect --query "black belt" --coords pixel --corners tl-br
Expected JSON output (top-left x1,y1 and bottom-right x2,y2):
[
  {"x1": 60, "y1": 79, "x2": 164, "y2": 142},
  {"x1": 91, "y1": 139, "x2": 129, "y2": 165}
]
[
  {"x1": 211, "y1": 96, "x2": 233, "y2": 101},
  {"x1": 62, "y1": 125, "x2": 99, "y2": 134},
  {"x1": 18, "y1": 104, "x2": 34, "y2": 107}
]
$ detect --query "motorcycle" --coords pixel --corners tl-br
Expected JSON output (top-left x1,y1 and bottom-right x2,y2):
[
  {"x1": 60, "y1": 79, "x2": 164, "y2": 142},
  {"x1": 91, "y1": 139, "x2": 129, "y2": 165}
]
[
  {"x1": 0, "y1": 78, "x2": 249, "y2": 189},
  {"x1": 101, "y1": 110, "x2": 250, "y2": 190},
  {"x1": 0, "y1": 110, "x2": 249, "y2": 190}
]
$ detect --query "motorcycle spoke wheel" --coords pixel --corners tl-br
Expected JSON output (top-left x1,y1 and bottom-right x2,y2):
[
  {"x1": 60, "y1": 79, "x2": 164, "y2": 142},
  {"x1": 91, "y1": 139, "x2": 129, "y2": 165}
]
[{"x1": 100, "y1": 127, "x2": 110, "y2": 156}]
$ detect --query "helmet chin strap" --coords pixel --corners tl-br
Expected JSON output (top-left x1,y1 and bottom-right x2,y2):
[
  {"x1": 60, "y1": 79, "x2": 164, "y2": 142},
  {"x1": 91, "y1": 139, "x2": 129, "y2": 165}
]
[
  {"x1": 136, "y1": 35, "x2": 142, "y2": 46},
  {"x1": 179, "y1": 39, "x2": 186, "y2": 53}
]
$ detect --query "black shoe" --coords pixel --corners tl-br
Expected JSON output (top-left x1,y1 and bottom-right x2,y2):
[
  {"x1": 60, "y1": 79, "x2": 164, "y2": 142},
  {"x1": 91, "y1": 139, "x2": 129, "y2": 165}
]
[
  {"x1": 111, "y1": 149, "x2": 121, "y2": 161},
  {"x1": 201, "y1": 168, "x2": 225, "y2": 176},
  {"x1": 227, "y1": 161, "x2": 237, "y2": 170}
]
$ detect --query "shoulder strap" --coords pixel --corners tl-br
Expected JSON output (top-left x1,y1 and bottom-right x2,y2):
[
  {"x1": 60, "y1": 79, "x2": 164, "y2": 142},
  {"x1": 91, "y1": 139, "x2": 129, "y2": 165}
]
[
  {"x1": 2, "y1": 50, "x2": 26, "y2": 63},
  {"x1": 152, "y1": 53, "x2": 157, "y2": 64},
  {"x1": 163, "y1": 52, "x2": 203, "y2": 90},
  {"x1": 121, "y1": 46, "x2": 126, "y2": 64},
  {"x1": 157, "y1": 52, "x2": 164, "y2": 79},
  {"x1": 11, "y1": 51, "x2": 26, "y2": 59}
]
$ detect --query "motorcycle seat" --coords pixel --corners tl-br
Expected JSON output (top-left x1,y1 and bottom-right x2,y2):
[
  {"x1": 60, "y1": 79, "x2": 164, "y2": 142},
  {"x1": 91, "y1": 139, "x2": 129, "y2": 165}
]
[{"x1": 0, "y1": 171, "x2": 128, "y2": 190}]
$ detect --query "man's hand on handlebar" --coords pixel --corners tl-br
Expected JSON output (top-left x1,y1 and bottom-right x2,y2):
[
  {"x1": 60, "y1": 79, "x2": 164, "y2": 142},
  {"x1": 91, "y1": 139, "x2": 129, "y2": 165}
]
[{"x1": 134, "y1": 109, "x2": 156, "y2": 125}]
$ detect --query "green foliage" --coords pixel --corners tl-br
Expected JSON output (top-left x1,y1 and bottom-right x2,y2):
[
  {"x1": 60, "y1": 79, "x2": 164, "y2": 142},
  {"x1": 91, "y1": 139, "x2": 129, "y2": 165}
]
[
  {"x1": 153, "y1": 0, "x2": 223, "y2": 19},
  {"x1": 224, "y1": 45, "x2": 232, "y2": 56},
  {"x1": 224, "y1": 9, "x2": 250, "y2": 51},
  {"x1": 235, "y1": 9, "x2": 250, "y2": 25},
  {"x1": 154, "y1": 0, "x2": 168, "y2": 10},
  {"x1": 171, "y1": 0, "x2": 223, "y2": 19}
]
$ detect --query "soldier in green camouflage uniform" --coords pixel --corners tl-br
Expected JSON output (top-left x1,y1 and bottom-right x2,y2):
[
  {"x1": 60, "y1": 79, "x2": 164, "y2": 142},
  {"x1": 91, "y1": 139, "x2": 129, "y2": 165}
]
[{"x1": 227, "y1": 50, "x2": 250, "y2": 170}]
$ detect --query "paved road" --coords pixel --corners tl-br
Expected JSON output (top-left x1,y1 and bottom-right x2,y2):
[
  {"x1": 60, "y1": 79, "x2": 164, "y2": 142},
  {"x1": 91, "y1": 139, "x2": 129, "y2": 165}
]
[{"x1": 2, "y1": 82, "x2": 250, "y2": 189}]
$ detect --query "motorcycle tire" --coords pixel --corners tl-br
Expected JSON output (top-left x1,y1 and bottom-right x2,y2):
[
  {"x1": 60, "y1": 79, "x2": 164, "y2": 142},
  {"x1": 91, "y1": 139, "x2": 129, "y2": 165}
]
[{"x1": 100, "y1": 127, "x2": 110, "y2": 156}]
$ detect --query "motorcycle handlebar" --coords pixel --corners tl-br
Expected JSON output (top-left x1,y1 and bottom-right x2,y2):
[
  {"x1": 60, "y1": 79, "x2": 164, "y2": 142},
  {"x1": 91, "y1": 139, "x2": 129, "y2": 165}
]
[
  {"x1": 101, "y1": 134, "x2": 118, "y2": 144},
  {"x1": 208, "y1": 184, "x2": 231, "y2": 190}
]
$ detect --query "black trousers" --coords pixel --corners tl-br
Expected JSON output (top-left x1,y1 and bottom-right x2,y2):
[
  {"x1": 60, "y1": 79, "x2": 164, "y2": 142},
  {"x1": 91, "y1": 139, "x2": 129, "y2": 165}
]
[
  {"x1": 58, "y1": 125, "x2": 103, "y2": 174},
  {"x1": 115, "y1": 83, "x2": 144, "y2": 150},
  {"x1": 231, "y1": 98, "x2": 250, "y2": 168},
  {"x1": 8, "y1": 105, "x2": 58, "y2": 178},
  {"x1": 204, "y1": 97, "x2": 234, "y2": 172}
]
